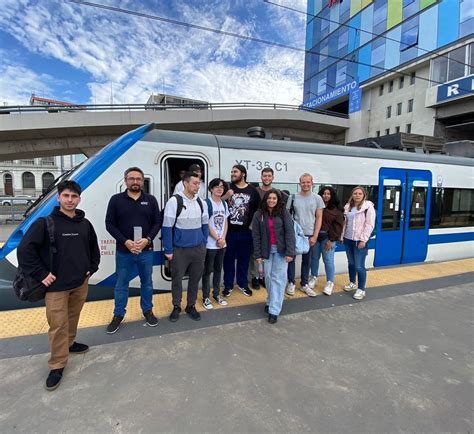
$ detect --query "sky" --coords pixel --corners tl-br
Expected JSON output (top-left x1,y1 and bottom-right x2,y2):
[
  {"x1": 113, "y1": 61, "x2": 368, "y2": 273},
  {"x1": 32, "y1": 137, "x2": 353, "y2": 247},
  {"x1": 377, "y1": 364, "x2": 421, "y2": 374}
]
[{"x1": 0, "y1": 0, "x2": 307, "y2": 106}]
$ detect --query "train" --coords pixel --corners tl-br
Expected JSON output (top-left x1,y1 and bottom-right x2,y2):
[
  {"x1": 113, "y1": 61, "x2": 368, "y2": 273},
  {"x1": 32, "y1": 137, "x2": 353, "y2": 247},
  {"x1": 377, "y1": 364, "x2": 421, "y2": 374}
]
[{"x1": 1, "y1": 123, "x2": 472, "y2": 310}]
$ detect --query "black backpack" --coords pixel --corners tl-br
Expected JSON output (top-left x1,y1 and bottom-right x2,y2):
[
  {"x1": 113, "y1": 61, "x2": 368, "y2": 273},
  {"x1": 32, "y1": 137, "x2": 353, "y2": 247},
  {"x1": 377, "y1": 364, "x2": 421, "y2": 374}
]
[{"x1": 13, "y1": 216, "x2": 56, "y2": 302}]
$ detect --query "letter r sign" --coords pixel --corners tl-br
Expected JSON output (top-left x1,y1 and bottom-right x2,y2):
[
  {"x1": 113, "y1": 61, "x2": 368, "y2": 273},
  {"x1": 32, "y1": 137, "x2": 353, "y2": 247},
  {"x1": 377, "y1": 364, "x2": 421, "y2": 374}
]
[{"x1": 447, "y1": 84, "x2": 460, "y2": 97}]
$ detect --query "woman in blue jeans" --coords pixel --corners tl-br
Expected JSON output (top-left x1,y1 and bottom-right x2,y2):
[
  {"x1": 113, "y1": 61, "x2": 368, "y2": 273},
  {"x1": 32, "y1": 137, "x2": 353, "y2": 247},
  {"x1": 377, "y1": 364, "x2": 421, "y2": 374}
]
[
  {"x1": 309, "y1": 186, "x2": 344, "y2": 295},
  {"x1": 342, "y1": 186, "x2": 376, "y2": 300},
  {"x1": 252, "y1": 190, "x2": 295, "y2": 324}
]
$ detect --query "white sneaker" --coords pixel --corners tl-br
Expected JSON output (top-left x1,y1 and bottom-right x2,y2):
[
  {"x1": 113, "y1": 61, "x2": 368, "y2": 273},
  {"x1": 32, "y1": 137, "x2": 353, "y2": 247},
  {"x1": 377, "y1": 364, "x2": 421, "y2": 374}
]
[
  {"x1": 323, "y1": 281, "x2": 334, "y2": 296},
  {"x1": 286, "y1": 282, "x2": 296, "y2": 296},
  {"x1": 203, "y1": 298, "x2": 214, "y2": 310},
  {"x1": 300, "y1": 284, "x2": 317, "y2": 297},
  {"x1": 308, "y1": 276, "x2": 317, "y2": 289},
  {"x1": 353, "y1": 289, "x2": 366, "y2": 300},
  {"x1": 344, "y1": 282, "x2": 357, "y2": 292}
]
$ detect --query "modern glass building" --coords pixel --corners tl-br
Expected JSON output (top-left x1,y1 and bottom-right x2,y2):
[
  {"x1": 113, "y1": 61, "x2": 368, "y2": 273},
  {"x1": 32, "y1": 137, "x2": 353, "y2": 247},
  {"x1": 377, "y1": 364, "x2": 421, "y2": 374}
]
[{"x1": 303, "y1": 0, "x2": 473, "y2": 104}]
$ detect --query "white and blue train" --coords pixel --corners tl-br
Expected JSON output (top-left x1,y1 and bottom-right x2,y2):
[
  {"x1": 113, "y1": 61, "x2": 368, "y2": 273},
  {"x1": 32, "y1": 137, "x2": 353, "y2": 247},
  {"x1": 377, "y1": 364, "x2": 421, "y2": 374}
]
[{"x1": 1, "y1": 123, "x2": 472, "y2": 309}]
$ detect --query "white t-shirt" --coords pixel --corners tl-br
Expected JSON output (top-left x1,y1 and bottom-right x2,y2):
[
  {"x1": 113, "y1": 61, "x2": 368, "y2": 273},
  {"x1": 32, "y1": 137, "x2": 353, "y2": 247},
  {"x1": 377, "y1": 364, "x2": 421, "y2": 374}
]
[
  {"x1": 207, "y1": 198, "x2": 229, "y2": 249},
  {"x1": 173, "y1": 180, "x2": 207, "y2": 200}
]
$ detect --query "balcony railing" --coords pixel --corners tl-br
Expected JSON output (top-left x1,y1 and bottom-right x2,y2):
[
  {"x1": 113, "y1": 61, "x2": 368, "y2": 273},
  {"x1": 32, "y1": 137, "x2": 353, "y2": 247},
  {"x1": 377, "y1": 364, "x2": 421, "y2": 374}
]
[{"x1": 0, "y1": 102, "x2": 349, "y2": 119}]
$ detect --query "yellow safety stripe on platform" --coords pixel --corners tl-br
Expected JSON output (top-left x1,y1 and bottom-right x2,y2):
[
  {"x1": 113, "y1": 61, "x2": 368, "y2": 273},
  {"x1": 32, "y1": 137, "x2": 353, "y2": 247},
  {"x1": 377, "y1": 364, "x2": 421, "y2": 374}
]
[{"x1": 0, "y1": 258, "x2": 473, "y2": 339}]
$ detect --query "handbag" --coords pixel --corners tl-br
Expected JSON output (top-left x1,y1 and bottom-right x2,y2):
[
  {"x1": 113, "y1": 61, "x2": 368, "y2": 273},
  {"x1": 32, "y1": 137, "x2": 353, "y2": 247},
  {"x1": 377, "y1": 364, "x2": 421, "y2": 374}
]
[{"x1": 13, "y1": 216, "x2": 56, "y2": 302}]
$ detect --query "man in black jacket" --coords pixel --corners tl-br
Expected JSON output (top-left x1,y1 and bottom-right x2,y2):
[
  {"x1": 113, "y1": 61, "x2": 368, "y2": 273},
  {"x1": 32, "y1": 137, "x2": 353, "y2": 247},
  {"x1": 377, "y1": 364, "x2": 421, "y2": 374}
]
[
  {"x1": 17, "y1": 180, "x2": 100, "y2": 391},
  {"x1": 105, "y1": 167, "x2": 162, "y2": 334}
]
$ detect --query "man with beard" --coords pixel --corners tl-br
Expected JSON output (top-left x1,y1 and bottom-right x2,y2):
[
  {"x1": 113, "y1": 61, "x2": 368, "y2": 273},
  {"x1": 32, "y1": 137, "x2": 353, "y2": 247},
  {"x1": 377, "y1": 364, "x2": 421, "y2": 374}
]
[
  {"x1": 105, "y1": 167, "x2": 162, "y2": 334},
  {"x1": 223, "y1": 164, "x2": 260, "y2": 297},
  {"x1": 249, "y1": 168, "x2": 289, "y2": 289},
  {"x1": 17, "y1": 180, "x2": 100, "y2": 391}
]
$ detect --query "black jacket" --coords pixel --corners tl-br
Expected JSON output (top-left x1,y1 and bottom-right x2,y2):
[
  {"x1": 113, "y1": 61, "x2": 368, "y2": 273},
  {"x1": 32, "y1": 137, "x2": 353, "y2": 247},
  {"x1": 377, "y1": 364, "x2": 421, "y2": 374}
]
[
  {"x1": 17, "y1": 207, "x2": 100, "y2": 292},
  {"x1": 251, "y1": 209, "x2": 296, "y2": 259}
]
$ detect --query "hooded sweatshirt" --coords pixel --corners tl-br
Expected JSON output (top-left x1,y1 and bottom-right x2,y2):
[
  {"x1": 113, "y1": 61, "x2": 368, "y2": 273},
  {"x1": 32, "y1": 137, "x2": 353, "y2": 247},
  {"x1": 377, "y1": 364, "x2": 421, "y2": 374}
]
[{"x1": 17, "y1": 206, "x2": 100, "y2": 292}]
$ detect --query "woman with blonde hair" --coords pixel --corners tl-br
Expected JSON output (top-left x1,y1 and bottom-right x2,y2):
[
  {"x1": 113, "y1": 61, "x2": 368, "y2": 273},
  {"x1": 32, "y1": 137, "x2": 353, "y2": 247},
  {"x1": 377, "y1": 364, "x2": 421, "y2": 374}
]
[{"x1": 342, "y1": 186, "x2": 376, "y2": 300}]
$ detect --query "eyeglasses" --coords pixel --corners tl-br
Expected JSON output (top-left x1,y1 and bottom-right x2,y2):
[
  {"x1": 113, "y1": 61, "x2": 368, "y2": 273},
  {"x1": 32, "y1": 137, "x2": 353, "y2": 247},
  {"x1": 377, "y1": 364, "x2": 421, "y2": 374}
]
[
  {"x1": 214, "y1": 185, "x2": 225, "y2": 189},
  {"x1": 126, "y1": 177, "x2": 143, "y2": 182}
]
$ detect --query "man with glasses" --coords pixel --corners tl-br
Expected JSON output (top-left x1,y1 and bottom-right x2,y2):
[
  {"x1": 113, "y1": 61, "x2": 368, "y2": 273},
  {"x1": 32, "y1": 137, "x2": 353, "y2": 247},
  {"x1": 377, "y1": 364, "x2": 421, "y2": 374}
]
[
  {"x1": 173, "y1": 163, "x2": 207, "y2": 200},
  {"x1": 105, "y1": 167, "x2": 162, "y2": 334}
]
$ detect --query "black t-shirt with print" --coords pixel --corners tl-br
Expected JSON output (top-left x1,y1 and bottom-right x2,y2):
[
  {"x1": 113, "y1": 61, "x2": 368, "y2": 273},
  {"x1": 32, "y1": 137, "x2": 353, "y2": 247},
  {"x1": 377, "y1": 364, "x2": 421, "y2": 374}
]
[{"x1": 227, "y1": 183, "x2": 260, "y2": 232}]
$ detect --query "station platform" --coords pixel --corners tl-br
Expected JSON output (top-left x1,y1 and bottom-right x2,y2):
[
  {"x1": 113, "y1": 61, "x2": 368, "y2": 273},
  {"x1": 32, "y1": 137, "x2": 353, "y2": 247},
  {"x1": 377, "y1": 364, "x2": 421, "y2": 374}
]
[{"x1": 0, "y1": 258, "x2": 472, "y2": 433}]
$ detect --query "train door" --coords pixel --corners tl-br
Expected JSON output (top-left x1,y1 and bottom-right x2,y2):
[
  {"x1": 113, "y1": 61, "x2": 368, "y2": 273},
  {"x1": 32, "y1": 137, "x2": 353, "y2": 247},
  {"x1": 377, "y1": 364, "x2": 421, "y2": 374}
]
[
  {"x1": 374, "y1": 168, "x2": 432, "y2": 266},
  {"x1": 159, "y1": 154, "x2": 211, "y2": 280}
]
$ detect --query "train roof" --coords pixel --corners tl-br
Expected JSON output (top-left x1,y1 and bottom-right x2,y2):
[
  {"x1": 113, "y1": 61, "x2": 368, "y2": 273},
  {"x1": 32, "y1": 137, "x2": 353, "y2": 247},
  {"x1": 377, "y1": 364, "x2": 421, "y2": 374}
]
[{"x1": 142, "y1": 126, "x2": 474, "y2": 167}]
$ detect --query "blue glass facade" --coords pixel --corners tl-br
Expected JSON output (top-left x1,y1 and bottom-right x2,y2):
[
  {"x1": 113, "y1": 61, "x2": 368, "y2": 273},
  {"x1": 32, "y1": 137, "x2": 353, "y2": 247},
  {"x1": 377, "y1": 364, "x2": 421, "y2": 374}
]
[{"x1": 303, "y1": 0, "x2": 474, "y2": 103}]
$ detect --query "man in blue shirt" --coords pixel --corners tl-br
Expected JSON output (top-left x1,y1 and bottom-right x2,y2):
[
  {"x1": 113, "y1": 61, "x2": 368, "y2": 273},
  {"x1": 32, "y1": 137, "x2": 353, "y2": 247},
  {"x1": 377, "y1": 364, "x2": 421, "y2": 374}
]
[{"x1": 105, "y1": 167, "x2": 162, "y2": 334}]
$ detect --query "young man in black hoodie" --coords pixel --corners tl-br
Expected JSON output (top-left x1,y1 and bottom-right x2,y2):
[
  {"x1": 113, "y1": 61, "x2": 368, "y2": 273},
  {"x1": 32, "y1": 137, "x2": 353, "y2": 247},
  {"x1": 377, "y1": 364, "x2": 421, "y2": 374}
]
[{"x1": 17, "y1": 180, "x2": 100, "y2": 391}]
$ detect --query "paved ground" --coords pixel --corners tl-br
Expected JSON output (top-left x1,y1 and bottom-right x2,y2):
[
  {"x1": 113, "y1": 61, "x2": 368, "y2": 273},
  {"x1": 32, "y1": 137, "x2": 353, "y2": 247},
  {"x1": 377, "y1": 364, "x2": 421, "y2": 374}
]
[{"x1": 0, "y1": 280, "x2": 473, "y2": 433}]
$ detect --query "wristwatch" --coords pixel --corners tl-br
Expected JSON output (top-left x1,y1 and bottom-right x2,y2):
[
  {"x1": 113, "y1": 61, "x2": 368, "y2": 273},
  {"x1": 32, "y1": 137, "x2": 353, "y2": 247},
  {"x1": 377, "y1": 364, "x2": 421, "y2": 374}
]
[{"x1": 146, "y1": 237, "x2": 152, "y2": 245}]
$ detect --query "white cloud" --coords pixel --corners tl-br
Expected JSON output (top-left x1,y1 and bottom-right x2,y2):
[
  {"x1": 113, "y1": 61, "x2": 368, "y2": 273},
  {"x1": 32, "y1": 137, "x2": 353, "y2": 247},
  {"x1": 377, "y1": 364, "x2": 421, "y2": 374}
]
[{"x1": 0, "y1": 0, "x2": 307, "y2": 105}]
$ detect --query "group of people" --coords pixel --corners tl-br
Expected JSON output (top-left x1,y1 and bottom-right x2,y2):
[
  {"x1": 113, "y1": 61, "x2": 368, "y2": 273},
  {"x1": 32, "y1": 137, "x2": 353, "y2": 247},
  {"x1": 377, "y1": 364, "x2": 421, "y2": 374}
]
[{"x1": 17, "y1": 163, "x2": 375, "y2": 391}]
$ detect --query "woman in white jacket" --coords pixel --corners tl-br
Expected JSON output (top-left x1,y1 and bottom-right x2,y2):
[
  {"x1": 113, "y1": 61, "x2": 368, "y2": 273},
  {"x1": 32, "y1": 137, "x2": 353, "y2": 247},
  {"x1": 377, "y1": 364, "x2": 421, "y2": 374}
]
[{"x1": 342, "y1": 186, "x2": 376, "y2": 300}]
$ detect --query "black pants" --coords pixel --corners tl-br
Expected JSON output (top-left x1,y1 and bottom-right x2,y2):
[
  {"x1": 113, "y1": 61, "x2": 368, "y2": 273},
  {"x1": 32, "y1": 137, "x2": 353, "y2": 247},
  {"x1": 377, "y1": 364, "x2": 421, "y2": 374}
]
[
  {"x1": 171, "y1": 245, "x2": 206, "y2": 307},
  {"x1": 202, "y1": 248, "x2": 226, "y2": 299}
]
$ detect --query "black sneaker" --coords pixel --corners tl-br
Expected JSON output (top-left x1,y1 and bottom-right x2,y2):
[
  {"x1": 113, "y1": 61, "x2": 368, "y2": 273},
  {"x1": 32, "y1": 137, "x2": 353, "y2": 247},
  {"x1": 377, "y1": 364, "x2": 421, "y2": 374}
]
[
  {"x1": 45, "y1": 368, "x2": 64, "y2": 391},
  {"x1": 106, "y1": 315, "x2": 124, "y2": 334},
  {"x1": 264, "y1": 305, "x2": 269, "y2": 314},
  {"x1": 185, "y1": 305, "x2": 201, "y2": 321},
  {"x1": 144, "y1": 310, "x2": 159, "y2": 327},
  {"x1": 238, "y1": 286, "x2": 253, "y2": 297},
  {"x1": 251, "y1": 277, "x2": 260, "y2": 290},
  {"x1": 69, "y1": 342, "x2": 89, "y2": 354},
  {"x1": 268, "y1": 314, "x2": 278, "y2": 324},
  {"x1": 222, "y1": 287, "x2": 233, "y2": 297},
  {"x1": 169, "y1": 305, "x2": 181, "y2": 322}
]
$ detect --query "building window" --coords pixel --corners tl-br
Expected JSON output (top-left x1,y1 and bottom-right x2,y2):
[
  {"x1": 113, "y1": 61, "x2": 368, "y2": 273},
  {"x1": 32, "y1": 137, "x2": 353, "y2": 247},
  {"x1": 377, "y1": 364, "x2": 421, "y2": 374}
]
[
  {"x1": 373, "y1": 0, "x2": 387, "y2": 34},
  {"x1": 338, "y1": 29, "x2": 349, "y2": 51},
  {"x1": 22, "y1": 172, "x2": 35, "y2": 190},
  {"x1": 385, "y1": 128, "x2": 390, "y2": 135},
  {"x1": 318, "y1": 77, "x2": 327, "y2": 94},
  {"x1": 430, "y1": 44, "x2": 472, "y2": 86},
  {"x1": 42, "y1": 172, "x2": 55, "y2": 192},
  {"x1": 406, "y1": 123, "x2": 412, "y2": 133},
  {"x1": 379, "y1": 84, "x2": 384, "y2": 96},
  {"x1": 410, "y1": 72, "x2": 416, "y2": 85},
  {"x1": 386, "y1": 106, "x2": 392, "y2": 118},
  {"x1": 372, "y1": 42, "x2": 386, "y2": 68},
  {"x1": 336, "y1": 64, "x2": 347, "y2": 85},
  {"x1": 447, "y1": 45, "x2": 467, "y2": 81},
  {"x1": 399, "y1": 76, "x2": 404, "y2": 89},
  {"x1": 395, "y1": 126, "x2": 400, "y2": 133},
  {"x1": 401, "y1": 25, "x2": 419, "y2": 51},
  {"x1": 397, "y1": 102, "x2": 402, "y2": 115},
  {"x1": 408, "y1": 99, "x2": 414, "y2": 112},
  {"x1": 389, "y1": 81, "x2": 394, "y2": 92},
  {"x1": 376, "y1": 130, "x2": 381, "y2": 137}
]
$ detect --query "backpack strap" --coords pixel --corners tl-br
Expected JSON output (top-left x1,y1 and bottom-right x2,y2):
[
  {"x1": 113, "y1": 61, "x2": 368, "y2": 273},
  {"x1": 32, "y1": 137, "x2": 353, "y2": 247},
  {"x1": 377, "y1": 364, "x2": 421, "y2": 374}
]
[
  {"x1": 196, "y1": 197, "x2": 204, "y2": 215},
  {"x1": 289, "y1": 194, "x2": 295, "y2": 216},
  {"x1": 206, "y1": 198, "x2": 213, "y2": 218},
  {"x1": 172, "y1": 194, "x2": 184, "y2": 227},
  {"x1": 44, "y1": 216, "x2": 56, "y2": 271}
]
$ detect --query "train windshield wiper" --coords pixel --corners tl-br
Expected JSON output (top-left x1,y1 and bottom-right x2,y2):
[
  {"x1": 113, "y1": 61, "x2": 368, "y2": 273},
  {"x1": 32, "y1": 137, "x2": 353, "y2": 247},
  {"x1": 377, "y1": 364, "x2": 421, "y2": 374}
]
[{"x1": 23, "y1": 162, "x2": 84, "y2": 217}]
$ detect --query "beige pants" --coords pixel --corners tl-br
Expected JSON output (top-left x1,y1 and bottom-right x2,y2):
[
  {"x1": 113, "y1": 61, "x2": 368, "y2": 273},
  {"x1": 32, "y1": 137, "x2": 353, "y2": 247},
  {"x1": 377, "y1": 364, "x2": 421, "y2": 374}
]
[{"x1": 45, "y1": 279, "x2": 89, "y2": 369}]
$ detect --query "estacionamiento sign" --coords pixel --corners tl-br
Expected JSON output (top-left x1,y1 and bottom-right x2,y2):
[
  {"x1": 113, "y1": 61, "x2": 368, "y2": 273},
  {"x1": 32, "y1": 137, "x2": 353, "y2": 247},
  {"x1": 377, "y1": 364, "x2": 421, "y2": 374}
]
[{"x1": 303, "y1": 79, "x2": 361, "y2": 113}]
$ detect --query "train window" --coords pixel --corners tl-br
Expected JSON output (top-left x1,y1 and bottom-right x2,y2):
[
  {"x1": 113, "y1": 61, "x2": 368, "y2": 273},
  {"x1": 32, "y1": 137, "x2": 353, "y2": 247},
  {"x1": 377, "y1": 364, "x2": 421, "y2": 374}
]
[
  {"x1": 381, "y1": 186, "x2": 402, "y2": 231},
  {"x1": 430, "y1": 188, "x2": 474, "y2": 228},
  {"x1": 408, "y1": 186, "x2": 427, "y2": 229}
]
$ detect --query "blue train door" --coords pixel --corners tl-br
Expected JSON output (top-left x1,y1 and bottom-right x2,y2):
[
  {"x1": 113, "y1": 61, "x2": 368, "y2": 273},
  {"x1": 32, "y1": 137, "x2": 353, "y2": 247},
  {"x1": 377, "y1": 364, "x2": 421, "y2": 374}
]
[{"x1": 375, "y1": 168, "x2": 432, "y2": 266}]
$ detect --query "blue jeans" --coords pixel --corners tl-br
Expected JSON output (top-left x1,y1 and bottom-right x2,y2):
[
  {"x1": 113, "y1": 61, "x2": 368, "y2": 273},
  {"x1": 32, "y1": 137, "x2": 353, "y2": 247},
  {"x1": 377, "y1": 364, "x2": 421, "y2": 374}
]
[
  {"x1": 114, "y1": 250, "x2": 154, "y2": 317},
  {"x1": 311, "y1": 238, "x2": 336, "y2": 282},
  {"x1": 287, "y1": 244, "x2": 314, "y2": 286},
  {"x1": 265, "y1": 246, "x2": 288, "y2": 316},
  {"x1": 223, "y1": 230, "x2": 253, "y2": 289},
  {"x1": 344, "y1": 238, "x2": 368, "y2": 290}
]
